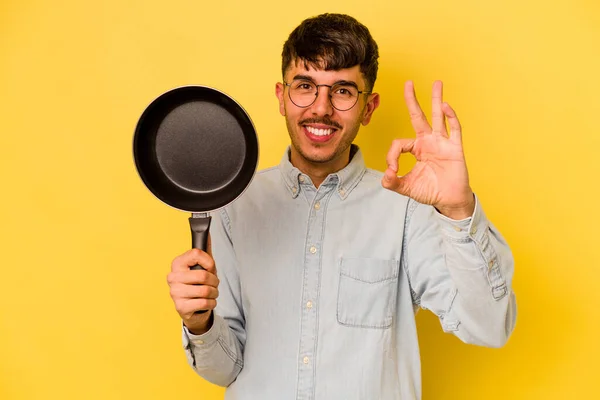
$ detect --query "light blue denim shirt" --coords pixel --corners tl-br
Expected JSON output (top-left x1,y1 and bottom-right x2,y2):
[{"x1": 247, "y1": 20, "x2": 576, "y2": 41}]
[{"x1": 182, "y1": 146, "x2": 516, "y2": 400}]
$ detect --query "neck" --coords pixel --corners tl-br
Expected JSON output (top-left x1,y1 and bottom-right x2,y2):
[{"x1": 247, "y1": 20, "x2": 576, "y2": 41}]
[{"x1": 290, "y1": 147, "x2": 351, "y2": 188}]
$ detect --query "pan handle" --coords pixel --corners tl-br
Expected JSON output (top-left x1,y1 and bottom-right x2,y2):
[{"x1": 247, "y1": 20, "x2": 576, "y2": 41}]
[{"x1": 189, "y1": 214, "x2": 212, "y2": 314}]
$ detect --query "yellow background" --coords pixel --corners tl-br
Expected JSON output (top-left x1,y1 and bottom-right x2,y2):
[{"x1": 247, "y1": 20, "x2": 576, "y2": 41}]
[{"x1": 1, "y1": 0, "x2": 598, "y2": 399}]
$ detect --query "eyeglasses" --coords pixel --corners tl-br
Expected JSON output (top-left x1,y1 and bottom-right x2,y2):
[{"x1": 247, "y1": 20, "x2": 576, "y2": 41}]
[{"x1": 283, "y1": 79, "x2": 372, "y2": 111}]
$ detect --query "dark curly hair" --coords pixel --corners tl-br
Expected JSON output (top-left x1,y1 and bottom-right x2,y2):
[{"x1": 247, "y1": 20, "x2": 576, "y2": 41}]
[{"x1": 281, "y1": 13, "x2": 379, "y2": 91}]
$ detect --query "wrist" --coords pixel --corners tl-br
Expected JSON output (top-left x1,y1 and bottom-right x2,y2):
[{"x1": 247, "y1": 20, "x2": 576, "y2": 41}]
[
  {"x1": 435, "y1": 193, "x2": 475, "y2": 220},
  {"x1": 185, "y1": 311, "x2": 214, "y2": 335}
]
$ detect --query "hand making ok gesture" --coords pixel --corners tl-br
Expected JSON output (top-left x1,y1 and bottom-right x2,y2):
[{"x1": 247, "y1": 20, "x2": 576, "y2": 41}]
[{"x1": 382, "y1": 81, "x2": 475, "y2": 220}]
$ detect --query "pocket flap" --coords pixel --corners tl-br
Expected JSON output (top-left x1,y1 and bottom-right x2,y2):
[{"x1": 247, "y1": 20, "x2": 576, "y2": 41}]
[{"x1": 340, "y1": 258, "x2": 399, "y2": 283}]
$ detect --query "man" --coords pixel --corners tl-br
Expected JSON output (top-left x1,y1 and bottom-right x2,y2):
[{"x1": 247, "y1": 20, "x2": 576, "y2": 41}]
[{"x1": 167, "y1": 13, "x2": 516, "y2": 400}]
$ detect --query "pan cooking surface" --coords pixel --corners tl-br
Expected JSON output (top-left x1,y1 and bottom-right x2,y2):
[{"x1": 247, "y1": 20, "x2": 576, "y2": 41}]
[
  {"x1": 134, "y1": 85, "x2": 258, "y2": 213},
  {"x1": 155, "y1": 101, "x2": 246, "y2": 193}
]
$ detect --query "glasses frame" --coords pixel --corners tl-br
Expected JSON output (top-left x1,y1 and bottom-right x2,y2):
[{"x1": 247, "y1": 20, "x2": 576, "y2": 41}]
[{"x1": 283, "y1": 79, "x2": 372, "y2": 111}]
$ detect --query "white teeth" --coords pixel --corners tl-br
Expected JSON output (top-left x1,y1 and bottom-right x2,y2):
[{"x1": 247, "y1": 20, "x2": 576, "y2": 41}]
[{"x1": 306, "y1": 126, "x2": 334, "y2": 136}]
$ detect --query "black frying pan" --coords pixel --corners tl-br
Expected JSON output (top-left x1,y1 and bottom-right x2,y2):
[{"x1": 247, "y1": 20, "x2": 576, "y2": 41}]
[{"x1": 133, "y1": 86, "x2": 258, "y2": 311}]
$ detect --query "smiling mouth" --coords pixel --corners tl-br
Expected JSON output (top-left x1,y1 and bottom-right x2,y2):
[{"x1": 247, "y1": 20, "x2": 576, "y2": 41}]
[{"x1": 305, "y1": 126, "x2": 335, "y2": 136}]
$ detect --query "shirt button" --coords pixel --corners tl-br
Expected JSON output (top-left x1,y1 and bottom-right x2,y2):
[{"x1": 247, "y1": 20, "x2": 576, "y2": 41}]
[
  {"x1": 314, "y1": 202, "x2": 321, "y2": 210},
  {"x1": 299, "y1": 176, "x2": 305, "y2": 183},
  {"x1": 306, "y1": 301, "x2": 313, "y2": 309},
  {"x1": 339, "y1": 188, "x2": 346, "y2": 196},
  {"x1": 488, "y1": 259, "x2": 494, "y2": 269},
  {"x1": 292, "y1": 187, "x2": 297, "y2": 194},
  {"x1": 309, "y1": 246, "x2": 317, "y2": 254},
  {"x1": 303, "y1": 356, "x2": 310, "y2": 364},
  {"x1": 453, "y1": 226, "x2": 462, "y2": 232},
  {"x1": 193, "y1": 339, "x2": 204, "y2": 345},
  {"x1": 471, "y1": 226, "x2": 478, "y2": 235}
]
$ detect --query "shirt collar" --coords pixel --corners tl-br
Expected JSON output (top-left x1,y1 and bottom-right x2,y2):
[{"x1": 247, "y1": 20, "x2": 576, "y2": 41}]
[{"x1": 279, "y1": 144, "x2": 366, "y2": 199}]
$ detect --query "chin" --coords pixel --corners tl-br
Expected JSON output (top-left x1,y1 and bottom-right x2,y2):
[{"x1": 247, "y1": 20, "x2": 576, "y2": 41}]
[{"x1": 298, "y1": 146, "x2": 342, "y2": 164}]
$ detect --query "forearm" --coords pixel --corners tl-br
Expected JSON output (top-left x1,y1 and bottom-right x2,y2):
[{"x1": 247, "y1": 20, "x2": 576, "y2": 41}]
[
  {"x1": 182, "y1": 313, "x2": 244, "y2": 386},
  {"x1": 435, "y1": 199, "x2": 516, "y2": 347},
  {"x1": 407, "y1": 197, "x2": 517, "y2": 347}
]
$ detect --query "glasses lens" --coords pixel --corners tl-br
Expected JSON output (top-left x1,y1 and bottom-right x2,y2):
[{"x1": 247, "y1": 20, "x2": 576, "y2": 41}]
[
  {"x1": 330, "y1": 83, "x2": 359, "y2": 111},
  {"x1": 289, "y1": 80, "x2": 317, "y2": 107},
  {"x1": 287, "y1": 79, "x2": 361, "y2": 111}
]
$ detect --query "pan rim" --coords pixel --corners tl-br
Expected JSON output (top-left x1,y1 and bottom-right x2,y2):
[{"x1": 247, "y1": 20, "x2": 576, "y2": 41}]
[{"x1": 132, "y1": 84, "x2": 260, "y2": 214}]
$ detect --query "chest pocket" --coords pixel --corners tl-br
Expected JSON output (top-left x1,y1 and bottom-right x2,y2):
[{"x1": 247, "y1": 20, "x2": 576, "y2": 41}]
[{"x1": 337, "y1": 257, "x2": 400, "y2": 329}]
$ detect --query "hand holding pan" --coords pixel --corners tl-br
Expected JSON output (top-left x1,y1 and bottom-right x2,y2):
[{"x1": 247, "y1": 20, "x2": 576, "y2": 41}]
[{"x1": 133, "y1": 86, "x2": 258, "y2": 313}]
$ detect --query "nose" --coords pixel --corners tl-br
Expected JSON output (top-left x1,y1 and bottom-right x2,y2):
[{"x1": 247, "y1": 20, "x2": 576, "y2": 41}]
[{"x1": 310, "y1": 86, "x2": 333, "y2": 116}]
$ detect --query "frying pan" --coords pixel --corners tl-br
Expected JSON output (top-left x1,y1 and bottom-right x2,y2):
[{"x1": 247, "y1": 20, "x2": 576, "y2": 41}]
[{"x1": 133, "y1": 85, "x2": 259, "y2": 312}]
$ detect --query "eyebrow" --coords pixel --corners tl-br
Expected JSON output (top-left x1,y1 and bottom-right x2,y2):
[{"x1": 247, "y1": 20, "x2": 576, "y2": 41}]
[
  {"x1": 334, "y1": 80, "x2": 359, "y2": 88},
  {"x1": 292, "y1": 75, "x2": 359, "y2": 88}
]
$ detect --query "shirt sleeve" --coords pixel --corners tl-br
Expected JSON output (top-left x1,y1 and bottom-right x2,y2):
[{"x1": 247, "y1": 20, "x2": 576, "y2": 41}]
[
  {"x1": 182, "y1": 208, "x2": 246, "y2": 386},
  {"x1": 403, "y1": 195, "x2": 517, "y2": 347}
]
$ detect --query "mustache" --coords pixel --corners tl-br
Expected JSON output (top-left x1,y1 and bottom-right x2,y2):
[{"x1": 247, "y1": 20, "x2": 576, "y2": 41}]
[{"x1": 299, "y1": 118, "x2": 342, "y2": 130}]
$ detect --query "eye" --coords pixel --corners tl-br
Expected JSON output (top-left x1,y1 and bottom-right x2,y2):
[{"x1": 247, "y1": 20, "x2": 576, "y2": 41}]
[
  {"x1": 333, "y1": 85, "x2": 356, "y2": 97},
  {"x1": 292, "y1": 80, "x2": 316, "y2": 92}
]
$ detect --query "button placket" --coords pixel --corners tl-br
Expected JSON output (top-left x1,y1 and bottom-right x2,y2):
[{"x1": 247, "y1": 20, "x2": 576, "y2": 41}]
[{"x1": 296, "y1": 187, "x2": 332, "y2": 399}]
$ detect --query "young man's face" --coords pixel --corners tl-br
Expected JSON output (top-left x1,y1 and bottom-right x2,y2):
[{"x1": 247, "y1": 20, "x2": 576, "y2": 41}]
[{"x1": 275, "y1": 62, "x2": 379, "y2": 173}]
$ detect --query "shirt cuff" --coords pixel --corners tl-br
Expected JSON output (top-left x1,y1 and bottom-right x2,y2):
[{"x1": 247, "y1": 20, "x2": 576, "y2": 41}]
[
  {"x1": 182, "y1": 313, "x2": 224, "y2": 349},
  {"x1": 435, "y1": 194, "x2": 508, "y2": 300},
  {"x1": 436, "y1": 194, "x2": 485, "y2": 241}
]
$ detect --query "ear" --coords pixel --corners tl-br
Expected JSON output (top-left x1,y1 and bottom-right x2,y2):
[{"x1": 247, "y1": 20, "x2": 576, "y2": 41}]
[
  {"x1": 361, "y1": 93, "x2": 380, "y2": 126},
  {"x1": 275, "y1": 82, "x2": 286, "y2": 116}
]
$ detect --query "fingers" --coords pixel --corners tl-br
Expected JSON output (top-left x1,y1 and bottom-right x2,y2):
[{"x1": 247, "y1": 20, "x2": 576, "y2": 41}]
[
  {"x1": 167, "y1": 258, "x2": 220, "y2": 317},
  {"x1": 171, "y1": 248, "x2": 217, "y2": 274},
  {"x1": 404, "y1": 81, "x2": 431, "y2": 136},
  {"x1": 170, "y1": 282, "x2": 219, "y2": 300},
  {"x1": 385, "y1": 138, "x2": 415, "y2": 172},
  {"x1": 177, "y1": 298, "x2": 217, "y2": 316},
  {"x1": 168, "y1": 276, "x2": 219, "y2": 317},
  {"x1": 168, "y1": 242, "x2": 219, "y2": 321},
  {"x1": 442, "y1": 102, "x2": 463, "y2": 143},
  {"x1": 383, "y1": 138, "x2": 415, "y2": 195},
  {"x1": 167, "y1": 269, "x2": 220, "y2": 287},
  {"x1": 431, "y1": 80, "x2": 448, "y2": 137}
]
